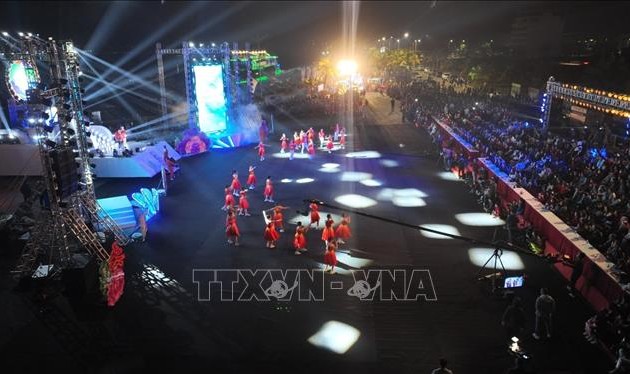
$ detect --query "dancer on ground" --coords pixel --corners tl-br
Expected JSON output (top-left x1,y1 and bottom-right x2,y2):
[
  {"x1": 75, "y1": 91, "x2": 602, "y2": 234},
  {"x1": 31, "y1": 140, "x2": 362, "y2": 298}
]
[
  {"x1": 272, "y1": 205, "x2": 289, "y2": 233},
  {"x1": 255, "y1": 142, "x2": 266, "y2": 161},
  {"x1": 318, "y1": 129, "x2": 326, "y2": 149},
  {"x1": 335, "y1": 212, "x2": 352, "y2": 245},
  {"x1": 231, "y1": 170, "x2": 241, "y2": 197},
  {"x1": 323, "y1": 241, "x2": 338, "y2": 274},
  {"x1": 289, "y1": 139, "x2": 296, "y2": 161},
  {"x1": 307, "y1": 139, "x2": 315, "y2": 159},
  {"x1": 339, "y1": 128, "x2": 346, "y2": 150},
  {"x1": 264, "y1": 216, "x2": 281, "y2": 249},
  {"x1": 293, "y1": 221, "x2": 309, "y2": 255},
  {"x1": 326, "y1": 135, "x2": 334, "y2": 154},
  {"x1": 238, "y1": 189, "x2": 251, "y2": 216},
  {"x1": 222, "y1": 185, "x2": 234, "y2": 211},
  {"x1": 321, "y1": 214, "x2": 336, "y2": 248},
  {"x1": 307, "y1": 127, "x2": 315, "y2": 144},
  {"x1": 264, "y1": 176, "x2": 275, "y2": 202},
  {"x1": 294, "y1": 132, "x2": 302, "y2": 155},
  {"x1": 226, "y1": 209, "x2": 240, "y2": 246},
  {"x1": 300, "y1": 130, "x2": 307, "y2": 154},
  {"x1": 280, "y1": 133, "x2": 288, "y2": 154},
  {"x1": 309, "y1": 201, "x2": 321, "y2": 228},
  {"x1": 247, "y1": 165, "x2": 257, "y2": 189}
]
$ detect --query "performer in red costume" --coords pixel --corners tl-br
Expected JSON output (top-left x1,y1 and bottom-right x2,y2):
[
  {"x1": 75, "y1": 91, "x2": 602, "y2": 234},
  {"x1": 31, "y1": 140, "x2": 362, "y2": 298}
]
[
  {"x1": 272, "y1": 205, "x2": 288, "y2": 233},
  {"x1": 247, "y1": 165, "x2": 257, "y2": 190},
  {"x1": 226, "y1": 210, "x2": 240, "y2": 246},
  {"x1": 307, "y1": 139, "x2": 315, "y2": 159},
  {"x1": 256, "y1": 142, "x2": 266, "y2": 161},
  {"x1": 318, "y1": 129, "x2": 326, "y2": 149},
  {"x1": 309, "y1": 201, "x2": 321, "y2": 228},
  {"x1": 335, "y1": 213, "x2": 352, "y2": 244},
  {"x1": 293, "y1": 221, "x2": 309, "y2": 255},
  {"x1": 163, "y1": 146, "x2": 176, "y2": 181},
  {"x1": 324, "y1": 241, "x2": 338, "y2": 274},
  {"x1": 231, "y1": 170, "x2": 241, "y2": 197},
  {"x1": 222, "y1": 186, "x2": 234, "y2": 211},
  {"x1": 238, "y1": 189, "x2": 251, "y2": 216},
  {"x1": 280, "y1": 133, "x2": 288, "y2": 154},
  {"x1": 289, "y1": 139, "x2": 296, "y2": 161},
  {"x1": 339, "y1": 128, "x2": 346, "y2": 149},
  {"x1": 321, "y1": 214, "x2": 335, "y2": 248},
  {"x1": 326, "y1": 135, "x2": 334, "y2": 154},
  {"x1": 263, "y1": 176, "x2": 275, "y2": 202},
  {"x1": 264, "y1": 217, "x2": 281, "y2": 249}
]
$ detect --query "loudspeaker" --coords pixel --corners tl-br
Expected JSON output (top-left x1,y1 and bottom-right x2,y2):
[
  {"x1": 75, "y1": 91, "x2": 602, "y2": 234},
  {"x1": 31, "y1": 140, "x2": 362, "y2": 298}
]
[
  {"x1": 62, "y1": 254, "x2": 99, "y2": 300},
  {"x1": 50, "y1": 147, "x2": 79, "y2": 199}
]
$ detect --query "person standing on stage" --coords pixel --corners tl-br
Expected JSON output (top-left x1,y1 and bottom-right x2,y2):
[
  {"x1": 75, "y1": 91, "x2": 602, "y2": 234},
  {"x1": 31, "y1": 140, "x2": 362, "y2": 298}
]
[
  {"x1": 300, "y1": 130, "x2": 307, "y2": 154},
  {"x1": 293, "y1": 221, "x2": 309, "y2": 255},
  {"x1": 256, "y1": 142, "x2": 266, "y2": 161},
  {"x1": 264, "y1": 216, "x2": 280, "y2": 249},
  {"x1": 339, "y1": 128, "x2": 346, "y2": 150},
  {"x1": 272, "y1": 205, "x2": 288, "y2": 233},
  {"x1": 114, "y1": 126, "x2": 127, "y2": 151},
  {"x1": 321, "y1": 214, "x2": 336, "y2": 248},
  {"x1": 222, "y1": 185, "x2": 235, "y2": 211},
  {"x1": 163, "y1": 146, "x2": 176, "y2": 181},
  {"x1": 264, "y1": 176, "x2": 275, "y2": 202},
  {"x1": 307, "y1": 139, "x2": 316, "y2": 159},
  {"x1": 238, "y1": 189, "x2": 251, "y2": 216},
  {"x1": 280, "y1": 133, "x2": 288, "y2": 154},
  {"x1": 326, "y1": 135, "x2": 334, "y2": 154},
  {"x1": 335, "y1": 213, "x2": 352, "y2": 245},
  {"x1": 289, "y1": 139, "x2": 296, "y2": 160},
  {"x1": 533, "y1": 288, "x2": 555, "y2": 340},
  {"x1": 259, "y1": 119, "x2": 268, "y2": 144},
  {"x1": 226, "y1": 209, "x2": 240, "y2": 246},
  {"x1": 231, "y1": 170, "x2": 242, "y2": 197},
  {"x1": 324, "y1": 241, "x2": 338, "y2": 274},
  {"x1": 247, "y1": 166, "x2": 257, "y2": 190},
  {"x1": 309, "y1": 201, "x2": 321, "y2": 228},
  {"x1": 318, "y1": 128, "x2": 326, "y2": 149}
]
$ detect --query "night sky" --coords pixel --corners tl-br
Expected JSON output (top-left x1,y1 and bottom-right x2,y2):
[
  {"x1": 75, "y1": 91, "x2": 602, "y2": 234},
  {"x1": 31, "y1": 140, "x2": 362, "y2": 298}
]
[{"x1": 0, "y1": 1, "x2": 628, "y2": 69}]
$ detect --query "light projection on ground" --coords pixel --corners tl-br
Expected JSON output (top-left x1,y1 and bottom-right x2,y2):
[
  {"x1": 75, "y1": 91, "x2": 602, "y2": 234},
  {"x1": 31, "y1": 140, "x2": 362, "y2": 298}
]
[
  {"x1": 419, "y1": 224, "x2": 461, "y2": 239},
  {"x1": 334, "y1": 194, "x2": 377, "y2": 209},
  {"x1": 286, "y1": 212, "x2": 344, "y2": 227},
  {"x1": 359, "y1": 179, "x2": 382, "y2": 187},
  {"x1": 455, "y1": 213, "x2": 506, "y2": 226},
  {"x1": 377, "y1": 188, "x2": 428, "y2": 200},
  {"x1": 438, "y1": 171, "x2": 461, "y2": 181},
  {"x1": 273, "y1": 152, "x2": 310, "y2": 159},
  {"x1": 468, "y1": 247, "x2": 525, "y2": 270},
  {"x1": 345, "y1": 151, "x2": 382, "y2": 159},
  {"x1": 379, "y1": 159, "x2": 399, "y2": 167},
  {"x1": 193, "y1": 65, "x2": 227, "y2": 134},
  {"x1": 340, "y1": 171, "x2": 373, "y2": 182},
  {"x1": 391, "y1": 197, "x2": 426, "y2": 207},
  {"x1": 308, "y1": 321, "x2": 361, "y2": 354},
  {"x1": 296, "y1": 178, "x2": 315, "y2": 184},
  {"x1": 319, "y1": 163, "x2": 341, "y2": 173},
  {"x1": 280, "y1": 178, "x2": 293, "y2": 183}
]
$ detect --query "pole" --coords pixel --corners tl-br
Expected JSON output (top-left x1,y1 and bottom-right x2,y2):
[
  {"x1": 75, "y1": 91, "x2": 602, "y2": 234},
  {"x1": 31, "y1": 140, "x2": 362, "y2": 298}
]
[{"x1": 156, "y1": 43, "x2": 168, "y2": 121}]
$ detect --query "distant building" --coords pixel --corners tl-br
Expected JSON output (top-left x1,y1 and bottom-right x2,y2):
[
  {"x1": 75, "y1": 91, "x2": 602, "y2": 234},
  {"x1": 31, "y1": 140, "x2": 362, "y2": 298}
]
[
  {"x1": 508, "y1": 12, "x2": 565, "y2": 58},
  {"x1": 561, "y1": 32, "x2": 603, "y2": 58}
]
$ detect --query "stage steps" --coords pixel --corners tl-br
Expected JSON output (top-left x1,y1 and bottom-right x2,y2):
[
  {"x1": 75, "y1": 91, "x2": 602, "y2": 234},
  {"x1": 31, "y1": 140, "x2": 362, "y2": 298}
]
[{"x1": 96, "y1": 196, "x2": 137, "y2": 235}]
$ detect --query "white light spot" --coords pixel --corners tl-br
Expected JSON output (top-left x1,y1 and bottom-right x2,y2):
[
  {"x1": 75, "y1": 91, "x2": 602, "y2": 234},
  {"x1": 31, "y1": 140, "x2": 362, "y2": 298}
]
[
  {"x1": 438, "y1": 171, "x2": 460, "y2": 181},
  {"x1": 340, "y1": 171, "x2": 373, "y2": 182},
  {"x1": 380, "y1": 159, "x2": 399, "y2": 167},
  {"x1": 281, "y1": 178, "x2": 293, "y2": 183},
  {"x1": 392, "y1": 196, "x2": 426, "y2": 207},
  {"x1": 296, "y1": 178, "x2": 315, "y2": 184},
  {"x1": 419, "y1": 224, "x2": 461, "y2": 239},
  {"x1": 455, "y1": 213, "x2": 506, "y2": 226},
  {"x1": 335, "y1": 194, "x2": 377, "y2": 209},
  {"x1": 322, "y1": 163, "x2": 340, "y2": 169},
  {"x1": 377, "y1": 188, "x2": 428, "y2": 201},
  {"x1": 272, "y1": 152, "x2": 310, "y2": 159},
  {"x1": 336, "y1": 252, "x2": 373, "y2": 268},
  {"x1": 345, "y1": 151, "x2": 381, "y2": 159},
  {"x1": 287, "y1": 212, "x2": 343, "y2": 226},
  {"x1": 468, "y1": 247, "x2": 525, "y2": 270},
  {"x1": 308, "y1": 321, "x2": 361, "y2": 354},
  {"x1": 360, "y1": 179, "x2": 382, "y2": 187},
  {"x1": 318, "y1": 167, "x2": 340, "y2": 173}
]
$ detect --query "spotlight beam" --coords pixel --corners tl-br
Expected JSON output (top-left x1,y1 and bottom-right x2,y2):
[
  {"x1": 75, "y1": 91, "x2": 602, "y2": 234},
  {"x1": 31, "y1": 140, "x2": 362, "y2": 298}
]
[
  {"x1": 125, "y1": 111, "x2": 187, "y2": 136},
  {"x1": 82, "y1": 73, "x2": 161, "y2": 106},
  {"x1": 305, "y1": 199, "x2": 534, "y2": 255},
  {"x1": 85, "y1": 2, "x2": 133, "y2": 53}
]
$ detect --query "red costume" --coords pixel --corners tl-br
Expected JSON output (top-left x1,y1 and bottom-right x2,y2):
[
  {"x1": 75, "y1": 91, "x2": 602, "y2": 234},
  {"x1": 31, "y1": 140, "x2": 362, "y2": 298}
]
[
  {"x1": 281, "y1": 138, "x2": 287, "y2": 152},
  {"x1": 321, "y1": 218, "x2": 335, "y2": 241},
  {"x1": 324, "y1": 243, "x2": 337, "y2": 267},
  {"x1": 239, "y1": 191, "x2": 249, "y2": 210},
  {"x1": 308, "y1": 142, "x2": 315, "y2": 156},
  {"x1": 258, "y1": 143, "x2": 265, "y2": 157},
  {"x1": 226, "y1": 215, "x2": 240, "y2": 237},
  {"x1": 247, "y1": 168, "x2": 256, "y2": 186},
  {"x1": 264, "y1": 222, "x2": 280, "y2": 241},
  {"x1": 293, "y1": 226, "x2": 307, "y2": 249},
  {"x1": 310, "y1": 203, "x2": 320, "y2": 225},
  {"x1": 326, "y1": 136, "x2": 334, "y2": 151},
  {"x1": 273, "y1": 208, "x2": 284, "y2": 231},
  {"x1": 264, "y1": 179, "x2": 274, "y2": 199},
  {"x1": 231, "y1": 174, "x2": 242, "y2": 192},
  {"x1": 335, "y1": 216, "x2": 352, "y2": 240},
  {"x1": 224, "y1": 188, "x2": 234, "y2": 208}
]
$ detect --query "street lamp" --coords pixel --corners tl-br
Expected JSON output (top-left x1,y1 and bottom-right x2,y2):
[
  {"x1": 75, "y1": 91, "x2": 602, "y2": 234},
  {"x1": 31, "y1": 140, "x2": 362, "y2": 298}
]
[
  {"x1": 396, "y1": 39, "x2": 400, "y2": 49},
  {"x1": 404, "y1": 32, "x2": 409, "y2": 38}
]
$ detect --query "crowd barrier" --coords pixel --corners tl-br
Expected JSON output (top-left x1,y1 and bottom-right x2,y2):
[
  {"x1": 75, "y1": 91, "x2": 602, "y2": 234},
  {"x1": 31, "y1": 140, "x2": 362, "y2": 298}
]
[{"x1": 432, "y1": 116, "x2": 624, "y2": 311}]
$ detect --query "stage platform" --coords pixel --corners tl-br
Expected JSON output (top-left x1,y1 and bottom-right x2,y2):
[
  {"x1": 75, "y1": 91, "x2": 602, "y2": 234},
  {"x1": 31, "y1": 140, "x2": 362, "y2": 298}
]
[{"x1": 92, "y1": 141, "x2": 181, "y2": 178}]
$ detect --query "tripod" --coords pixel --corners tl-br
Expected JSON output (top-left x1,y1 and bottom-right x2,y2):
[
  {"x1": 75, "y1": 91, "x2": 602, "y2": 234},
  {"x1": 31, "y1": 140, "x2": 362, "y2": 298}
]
[{"x1": 477, "y1": 247, "x2": 507, "y2": 293}]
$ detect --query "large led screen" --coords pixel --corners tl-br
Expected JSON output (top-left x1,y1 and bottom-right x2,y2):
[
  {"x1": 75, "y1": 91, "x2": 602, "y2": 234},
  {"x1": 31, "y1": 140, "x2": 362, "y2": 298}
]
[{"x1": 193, "y1": 65, "x2": 227, "y2": 133}]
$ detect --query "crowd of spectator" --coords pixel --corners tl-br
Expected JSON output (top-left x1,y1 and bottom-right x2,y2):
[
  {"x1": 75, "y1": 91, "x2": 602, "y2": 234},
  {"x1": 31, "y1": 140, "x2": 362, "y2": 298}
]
[{"x1": 400, "y1": 80, "x2": 630, "y2": 275}]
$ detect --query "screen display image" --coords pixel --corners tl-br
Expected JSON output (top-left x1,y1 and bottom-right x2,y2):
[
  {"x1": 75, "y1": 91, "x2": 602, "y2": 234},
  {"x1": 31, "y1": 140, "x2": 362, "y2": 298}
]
[
  {"x1": 7, "y1": 60, "x2": 30, "y2": 101},
  {"x1": 192, "y1": 65, "x2": 227, "y2": 133},
  {"x1": 503, "y1": 276, "x2": 524, "y2": 289}
]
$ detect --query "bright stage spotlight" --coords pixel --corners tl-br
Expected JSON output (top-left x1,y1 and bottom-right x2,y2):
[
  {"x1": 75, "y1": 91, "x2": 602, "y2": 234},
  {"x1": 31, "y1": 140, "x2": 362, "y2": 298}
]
[
  {"x1": 337, "y1": 59, "x2": 358, "y2": 77},
  {"x1": 335, "y1": 252, "x2": 373, "y2": 269},
  {"x1": 308, "y1": 321, "x2": 361, "y2": 354},
  {"x1": 1, "y1": 31, "x2": 8, "y2": 37},
  {"x1": 18, "y1": 32, "x2": 24, "y2": 37},
  {"x1": 340, "y1": 171, "x2": 372, "y2": 182},
  {"x1": 392, "y1": 196, "x2": 426, "y2": 207},
  {"x1": 335, "y1": 194, "x2": 377, "y2": 209},
  {"x1": 468, "y1": 248, "x2": 525, "y2": 270},
  {"x1": 419, "y1": 224, "x2": 461, "y2": 239},
  {"x1": 189, "y1": 41, "x2": 195, "y2": 47},
  {"x1": 455, "y1": 213, "x2": 506, "y2": 227}
]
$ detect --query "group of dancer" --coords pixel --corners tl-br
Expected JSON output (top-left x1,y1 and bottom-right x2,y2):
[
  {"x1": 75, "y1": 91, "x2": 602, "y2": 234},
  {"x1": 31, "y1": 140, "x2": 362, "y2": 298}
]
[{"x1": 276, "y1": 125, "x2": 347, "y2": 160}]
